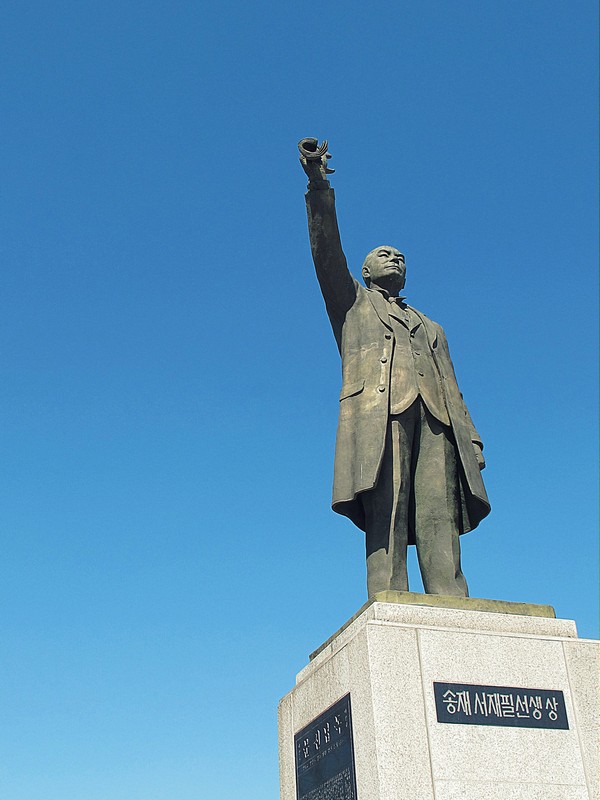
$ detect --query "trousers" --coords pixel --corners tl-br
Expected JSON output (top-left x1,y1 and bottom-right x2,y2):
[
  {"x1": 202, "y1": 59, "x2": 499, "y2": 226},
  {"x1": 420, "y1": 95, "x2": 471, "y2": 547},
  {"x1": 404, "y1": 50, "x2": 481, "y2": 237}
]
[{"x1": 361, "y1": 398, "x2": 468, "y2": 597}]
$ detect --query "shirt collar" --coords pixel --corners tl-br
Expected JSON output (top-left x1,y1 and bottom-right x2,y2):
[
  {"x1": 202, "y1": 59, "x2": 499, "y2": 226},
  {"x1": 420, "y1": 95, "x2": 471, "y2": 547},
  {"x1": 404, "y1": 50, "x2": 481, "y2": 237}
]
[{"x1": 370, "y1": 285, "x2": 407, "y2": 304}]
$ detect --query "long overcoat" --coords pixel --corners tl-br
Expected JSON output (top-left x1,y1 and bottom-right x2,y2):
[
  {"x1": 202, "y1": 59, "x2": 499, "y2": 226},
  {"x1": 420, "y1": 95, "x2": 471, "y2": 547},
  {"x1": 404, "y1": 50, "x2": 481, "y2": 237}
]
[{"x1": 306, "y1": 186, "x2": 491, "y2": 538}]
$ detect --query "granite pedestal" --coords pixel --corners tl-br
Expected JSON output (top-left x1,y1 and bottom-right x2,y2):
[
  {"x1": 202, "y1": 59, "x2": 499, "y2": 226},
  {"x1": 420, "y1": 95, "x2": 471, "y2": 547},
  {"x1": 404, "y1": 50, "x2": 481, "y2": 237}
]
[{"x1": 278, "y1": 593, "x2": 599, "y2": 800}]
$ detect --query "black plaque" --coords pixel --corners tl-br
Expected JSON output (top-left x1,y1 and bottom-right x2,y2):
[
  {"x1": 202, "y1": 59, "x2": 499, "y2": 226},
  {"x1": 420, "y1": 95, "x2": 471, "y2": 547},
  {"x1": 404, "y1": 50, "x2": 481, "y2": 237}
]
[
  {"x1": 434, "y1": 682, "x2": 569, "y2": 729},
  {"x1": 294, "y1": 693, "x2": 358, "y2": 800}
]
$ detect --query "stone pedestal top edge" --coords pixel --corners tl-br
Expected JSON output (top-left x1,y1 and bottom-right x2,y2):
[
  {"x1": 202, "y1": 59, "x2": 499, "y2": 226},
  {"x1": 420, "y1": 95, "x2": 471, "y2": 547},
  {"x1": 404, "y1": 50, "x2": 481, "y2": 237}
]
[
  {"x1": 371, "y1": 590, "x2": 557, "y2": 618},
  {"x1": 308, "y1": 592, "x2": 572, "y2": 664}
]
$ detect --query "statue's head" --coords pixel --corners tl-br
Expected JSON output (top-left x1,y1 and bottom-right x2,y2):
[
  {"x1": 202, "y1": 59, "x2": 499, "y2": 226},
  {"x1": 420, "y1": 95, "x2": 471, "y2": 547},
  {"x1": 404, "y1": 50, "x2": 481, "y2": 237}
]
[{"x1": 362, "y1": 246, "x2": 406, "y2": 294}]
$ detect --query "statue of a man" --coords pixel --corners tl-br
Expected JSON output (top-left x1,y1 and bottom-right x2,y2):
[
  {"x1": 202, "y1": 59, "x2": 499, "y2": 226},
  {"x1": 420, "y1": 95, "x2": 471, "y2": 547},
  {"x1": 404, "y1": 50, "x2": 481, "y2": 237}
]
[{"x1": 299, "y1": 138, "x2": 490, "y2": 598}]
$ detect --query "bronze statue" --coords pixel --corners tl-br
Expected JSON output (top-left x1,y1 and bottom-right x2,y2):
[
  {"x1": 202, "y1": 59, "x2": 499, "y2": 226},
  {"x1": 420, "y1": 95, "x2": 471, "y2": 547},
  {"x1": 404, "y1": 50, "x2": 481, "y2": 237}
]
[{"x1": 299, "y1": 138, "x2": 490, "y2": 598}]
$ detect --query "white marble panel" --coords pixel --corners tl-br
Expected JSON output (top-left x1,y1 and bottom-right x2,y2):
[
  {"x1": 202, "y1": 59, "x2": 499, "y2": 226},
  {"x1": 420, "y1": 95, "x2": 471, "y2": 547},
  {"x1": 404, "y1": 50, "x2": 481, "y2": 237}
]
[
  {"x1": 418, "y1": 628, "x2": 587, "y2": 788},
  {"x1": 279, "y1": 602, "x2": 598, "y2": 800},
  {"x1": 562, "y1": 638, "x2": 600, "y2": 798},
  {"x1": 371, "y1": 601, "x2": 578, "y2": 638},
  {"x1": 366, "y1": 623, "x2": 433, "y2": 800},
  {"x1": 435, "y1": 779, "x2": 589, "y2": 800}
]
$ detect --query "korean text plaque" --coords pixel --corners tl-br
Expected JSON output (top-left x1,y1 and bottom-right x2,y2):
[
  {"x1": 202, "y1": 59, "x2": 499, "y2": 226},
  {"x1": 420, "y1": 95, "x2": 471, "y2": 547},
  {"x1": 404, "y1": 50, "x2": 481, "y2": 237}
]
[
  {"x1": 434, "y1": 681, "x2": 569, "y2": 729},
  {"x1": 294, "y1": 693, "x2": 358, "y2": 800}
]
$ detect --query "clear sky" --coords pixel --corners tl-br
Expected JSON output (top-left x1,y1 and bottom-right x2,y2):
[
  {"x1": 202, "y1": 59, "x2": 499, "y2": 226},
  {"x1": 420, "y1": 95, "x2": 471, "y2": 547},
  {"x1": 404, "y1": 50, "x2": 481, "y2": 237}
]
[{"x1": 0, "y1": 2, "x2": 597, "y2": 798}]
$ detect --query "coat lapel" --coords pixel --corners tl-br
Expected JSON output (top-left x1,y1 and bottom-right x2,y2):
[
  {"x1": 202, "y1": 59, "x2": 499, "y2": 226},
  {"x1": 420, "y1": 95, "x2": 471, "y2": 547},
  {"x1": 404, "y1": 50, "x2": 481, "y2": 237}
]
[
  {"x1": 407, "y1": 305, "x2": 438, "y2": 348},
  {"x1": 366, "y1": 289, "x2": 393, "y2": 330}
]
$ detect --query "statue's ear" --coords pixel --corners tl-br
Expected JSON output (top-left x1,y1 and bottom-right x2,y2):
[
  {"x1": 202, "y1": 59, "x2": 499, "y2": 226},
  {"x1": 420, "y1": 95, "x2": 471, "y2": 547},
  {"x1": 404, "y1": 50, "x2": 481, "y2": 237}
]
[{"x1": 362, "y1": 265, "x2": 370, "y2": 280}]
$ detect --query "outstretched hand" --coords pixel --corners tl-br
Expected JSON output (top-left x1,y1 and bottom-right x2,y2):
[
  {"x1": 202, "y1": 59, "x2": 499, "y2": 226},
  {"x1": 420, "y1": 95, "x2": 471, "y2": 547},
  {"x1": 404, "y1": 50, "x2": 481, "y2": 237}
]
[{"x1": 298, "y1": 138, "x2": 335, "y2": 183}]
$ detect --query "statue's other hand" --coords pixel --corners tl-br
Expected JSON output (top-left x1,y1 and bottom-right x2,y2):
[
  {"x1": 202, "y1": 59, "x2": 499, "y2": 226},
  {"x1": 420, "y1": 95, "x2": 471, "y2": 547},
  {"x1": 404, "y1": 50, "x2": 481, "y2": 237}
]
[
  {"x1": 473, "y1": 442, "x2": 486, "y2": 470},
  {"x1": 298, "y1": 138, "x2": 335, "y2": 183}
]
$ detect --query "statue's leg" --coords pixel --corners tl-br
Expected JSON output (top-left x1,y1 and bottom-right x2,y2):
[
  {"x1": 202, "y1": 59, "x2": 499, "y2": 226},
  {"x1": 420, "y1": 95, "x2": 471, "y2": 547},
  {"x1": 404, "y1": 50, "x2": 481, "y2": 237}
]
[
  {"x1": 413, "y1": 403, "x2": 468, "y2": 597},
  {"x1": 363, "y1": 407, "x2": 417, "y2": 597}
]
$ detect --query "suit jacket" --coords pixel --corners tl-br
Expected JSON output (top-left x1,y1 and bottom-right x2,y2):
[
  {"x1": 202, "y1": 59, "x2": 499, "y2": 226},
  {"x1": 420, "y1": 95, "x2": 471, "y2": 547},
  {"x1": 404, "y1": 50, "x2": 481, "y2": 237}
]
[{"x1": 305, "y1": 185, "x2": 491, "y2": 535}]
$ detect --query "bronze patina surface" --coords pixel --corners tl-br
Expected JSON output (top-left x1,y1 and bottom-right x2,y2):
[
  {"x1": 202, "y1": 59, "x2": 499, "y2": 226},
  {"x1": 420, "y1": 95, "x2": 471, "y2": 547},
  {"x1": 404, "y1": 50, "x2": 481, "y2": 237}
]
[{"x1": 299, "y1": 138, "x2": 491, "y2": 599}]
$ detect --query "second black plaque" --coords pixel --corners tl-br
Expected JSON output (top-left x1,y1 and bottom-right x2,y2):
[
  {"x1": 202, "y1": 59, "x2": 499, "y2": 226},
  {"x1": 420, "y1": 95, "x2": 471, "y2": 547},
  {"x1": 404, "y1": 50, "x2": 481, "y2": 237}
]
[{"x1": 294, "y1": 693, "x2": 358, "y2": 800}]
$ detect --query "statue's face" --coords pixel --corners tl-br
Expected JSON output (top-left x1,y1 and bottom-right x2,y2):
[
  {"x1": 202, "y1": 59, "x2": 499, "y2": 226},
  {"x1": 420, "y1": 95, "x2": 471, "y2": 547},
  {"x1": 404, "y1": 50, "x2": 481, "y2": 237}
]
[{"x1": 362, "y1": 246, "x2": 406, "y2": 292}]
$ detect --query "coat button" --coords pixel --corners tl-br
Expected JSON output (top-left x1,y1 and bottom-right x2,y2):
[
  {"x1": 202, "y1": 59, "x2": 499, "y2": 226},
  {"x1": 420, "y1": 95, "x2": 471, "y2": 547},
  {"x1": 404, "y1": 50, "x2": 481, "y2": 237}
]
[
  {"x1": 418, "y1": 371, "x2": 424, "y2": 377},
  {"x1": 378, "y1": 385, "x2": 386, "y2": 392},
  {"x1": 380, "y1": 357, "x2": 387, "y2": 363},
  {"x1": 414, "y1": 351, "x2": 421, "y2": 356},
  {"x1": 384, "y1": 333, "x2": 392, "y2": 339}
]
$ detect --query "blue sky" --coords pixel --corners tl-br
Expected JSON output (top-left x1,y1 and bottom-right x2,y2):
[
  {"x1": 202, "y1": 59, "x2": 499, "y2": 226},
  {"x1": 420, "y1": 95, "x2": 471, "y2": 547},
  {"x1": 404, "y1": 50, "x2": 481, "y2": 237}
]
[{"x1": 0, "y1": 2, "x2": 597, "y2": 798}]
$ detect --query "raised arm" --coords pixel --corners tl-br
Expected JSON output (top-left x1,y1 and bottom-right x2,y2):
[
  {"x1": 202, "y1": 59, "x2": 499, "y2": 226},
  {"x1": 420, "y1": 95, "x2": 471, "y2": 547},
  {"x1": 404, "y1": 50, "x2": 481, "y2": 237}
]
[{"x1": 299, "y1": 139, "x2": 357, "y2": 321}]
